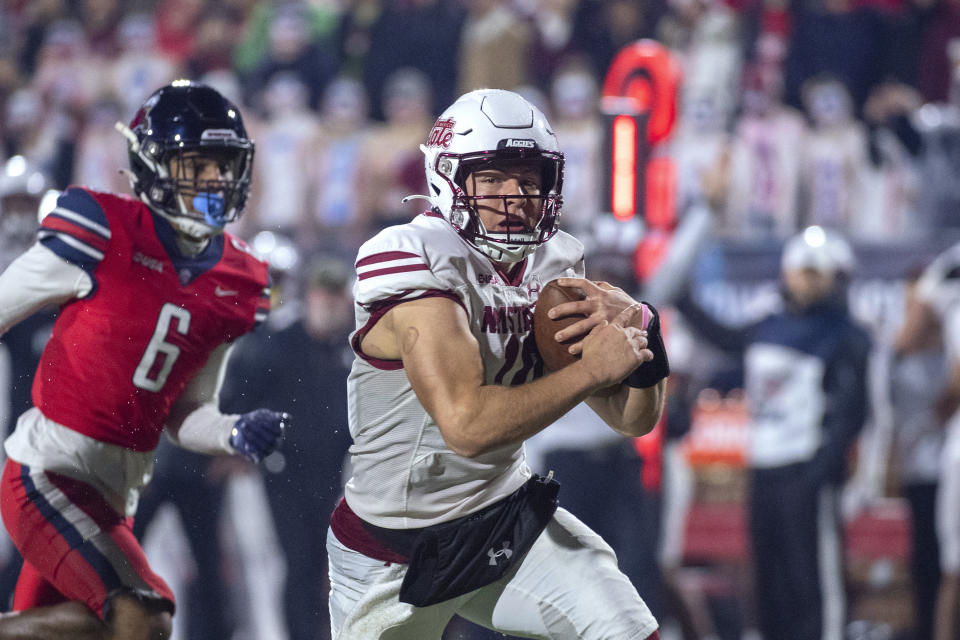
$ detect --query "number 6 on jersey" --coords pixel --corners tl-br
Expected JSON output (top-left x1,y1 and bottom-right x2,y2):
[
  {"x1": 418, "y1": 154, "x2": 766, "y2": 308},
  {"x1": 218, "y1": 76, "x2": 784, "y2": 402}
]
[{"x1": 133, "y1": 303, "x2": 191, "y2": 391}]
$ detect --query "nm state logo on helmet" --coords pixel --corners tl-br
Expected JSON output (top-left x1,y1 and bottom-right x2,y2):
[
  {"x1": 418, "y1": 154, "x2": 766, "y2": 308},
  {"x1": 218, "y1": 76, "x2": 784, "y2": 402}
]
[{"x1": 427, "y1": 118, "x2": 455, "y2": 148}]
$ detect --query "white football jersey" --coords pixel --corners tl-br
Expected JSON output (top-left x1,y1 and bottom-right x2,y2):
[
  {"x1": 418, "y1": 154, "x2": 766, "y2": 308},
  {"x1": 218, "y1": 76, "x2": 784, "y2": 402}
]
[
  {"x1": 917, "y1": 242, "x2": 960, "y2": 363},
  {"x1": 344, "y1": 212, "x2": 584, "y2": 528}
]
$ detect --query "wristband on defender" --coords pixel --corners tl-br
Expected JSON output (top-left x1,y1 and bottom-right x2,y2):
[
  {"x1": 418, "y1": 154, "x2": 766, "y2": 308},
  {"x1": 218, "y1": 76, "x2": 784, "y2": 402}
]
[{"x1": 626, "y1": 301, "x2": 670, "y2": 388}]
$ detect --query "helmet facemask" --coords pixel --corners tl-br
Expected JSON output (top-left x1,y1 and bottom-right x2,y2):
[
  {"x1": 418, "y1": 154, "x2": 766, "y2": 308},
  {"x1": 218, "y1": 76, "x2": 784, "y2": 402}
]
[
  {"x1": 444, "y1": 152, "x2": 562, "y2": 263},
  {"x1": 132, "y1": 139, "x2": 253, "y2": 241}
]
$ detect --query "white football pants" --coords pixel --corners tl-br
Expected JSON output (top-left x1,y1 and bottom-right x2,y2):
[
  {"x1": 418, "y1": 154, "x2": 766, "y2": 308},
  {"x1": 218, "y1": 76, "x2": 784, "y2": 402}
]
[{"x1": 326, "y1": 507, "x2": 658, "y2": 640}]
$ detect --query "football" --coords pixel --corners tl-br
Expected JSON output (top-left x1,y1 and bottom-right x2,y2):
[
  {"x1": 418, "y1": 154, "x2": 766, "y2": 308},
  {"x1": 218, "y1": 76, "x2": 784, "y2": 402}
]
[{"x1": 533, "y1": 279, "x2": 586, "y2": 372}]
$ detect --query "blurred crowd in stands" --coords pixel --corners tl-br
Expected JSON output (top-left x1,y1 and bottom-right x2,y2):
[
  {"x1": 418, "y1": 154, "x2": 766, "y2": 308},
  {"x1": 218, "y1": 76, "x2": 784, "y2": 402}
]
[
  {"x1": 2, "y1": 0, "x2": 960, "y2": 639},
  {"x1": 0, "y1": 0, "x2": 958, "y2": 260}
]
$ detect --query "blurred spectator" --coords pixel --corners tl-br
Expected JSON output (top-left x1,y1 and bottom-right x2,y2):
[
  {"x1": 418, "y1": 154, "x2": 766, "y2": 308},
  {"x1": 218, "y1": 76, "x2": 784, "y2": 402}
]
[
  {"x1": 154, "y1": 0, "x2": 206, "y2": 63},
  {"x1": 32, "y1": 19, "x2": 100, "y2": 113},
  {"x1": 77, "y1": 0, "x2": 123, "y2": 58},
  {"x1": 308, "y1": 76, "x2": 371, "y2": 252},
  {"x1": 859, "y1": 81, "x2": 923, "y2": 240},
  {"x1": 185, "y1": 8, "x2": 242, "y2": 80},
  {"x1": 248, "y1": 72, "x2": 322, "y2": 236},
  {"x1": 0, "y1": 52, "x2": 20, "y2": 138},
  {"x1": 235, "y1": 0, "x2": 341, "y2": 80},
  {"x1": 333, "y1": 0, "x2": 385, "y2": 82},
  {"x1": 243, "y1": 3, "x2": 340, "y2": 113},
  {"x1": 522, "y1": 0, "x2": 583, "y2": 92},
  {"x1": 916, "y1": 0, "x2": 960, "y2": 104},
  {"x1": 356, "y1": 67, "x2": 432, "y2": 232},
  {"x1": 548, "y1": 64, "x2": 603, "y2": 238},
  {"x1": 912, "y1": 54, "x2": 960, "y2": 232},
  {"x1": 725, "y1": 59, "x2": 806, "y2": 238},
  {"x1": 105, "y1": 13, "x2": 180, "y2": 118},
  {"x1": 222, "y1": 253, "x2": 355, "y2": 640},
  {"x1": 342, "y1": 0, "x2": 464, "y2": 121},
  {"x1": 571, "y1": 0, "x2": 662, "y2": 83},
  {"x1": 458, "y1": 0, "x2": 531, "y2": 95},
  {"x1": 71, "y1": 98, "x2": 129, "y2": 194},
  {"x1": 29, "y1": 18, "x2": 105, "y2": 188},
  {"x1": 671, "y1": 88, "x2": 732, "y2": 216},
  {"x1": 782, "y1": 0, "x2": 887, "y2": 113},
  {"x1": 6, "y1": 0, "x2": 68, "y2": 79},
  {"x1": 676, "y1": 226, "x2": 871, "y2": 640},
  {"x1": 2, "y1": 87, "x2": 74, "y2": 189},
  {"x1": 798, "y1": 76, "x2": 868, "y2": 232},
  {"x1": 657, "y1": 0, "x2": 744, "y2": 120}
]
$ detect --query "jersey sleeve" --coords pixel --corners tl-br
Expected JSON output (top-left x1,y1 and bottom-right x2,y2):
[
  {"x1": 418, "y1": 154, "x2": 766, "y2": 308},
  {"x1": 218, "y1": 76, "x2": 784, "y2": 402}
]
[
  {"x1": 353, "y1": 227, "x2": 457, "y2": 309},
  {"x1": 254, "y1": 274, "x2": 272, "y2": 331},
  {"x1": 226, "y1": 235, "x2": 272, "y2": 332},
  {"x1": 37, "y1": 187, "x2": 111, "y2": 271}
]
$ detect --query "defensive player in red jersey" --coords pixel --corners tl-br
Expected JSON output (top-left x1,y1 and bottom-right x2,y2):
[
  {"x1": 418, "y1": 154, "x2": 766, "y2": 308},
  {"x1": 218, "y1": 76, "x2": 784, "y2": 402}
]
[{"x1": 0, "y1": 81, "x2": 290, "y2": 640}]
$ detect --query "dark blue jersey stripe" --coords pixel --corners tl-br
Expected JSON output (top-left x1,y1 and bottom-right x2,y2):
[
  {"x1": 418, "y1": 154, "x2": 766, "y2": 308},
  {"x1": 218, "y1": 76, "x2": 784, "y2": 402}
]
[
  {"x1": 19, "y1": 465, "x2": 124, "y2": 595},
  {"x1": 53, "y1": 187, "x2": 110, "y2": 233},
  {"x1": 39, "y1": 234, "x2": 102, "y2": 272}
]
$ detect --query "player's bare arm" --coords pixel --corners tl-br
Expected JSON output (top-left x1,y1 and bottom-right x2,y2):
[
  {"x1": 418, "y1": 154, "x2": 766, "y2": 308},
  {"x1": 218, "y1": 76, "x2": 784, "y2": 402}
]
[
  {"x1": 547, "y1": 276, "x2": 666, "y2": 436},
  {"x1": 894, "y1": 281, "x2": 940, "y2": 354},
  {"x1": 361, "y1": 295, "x2": 646, "y2": 457}
]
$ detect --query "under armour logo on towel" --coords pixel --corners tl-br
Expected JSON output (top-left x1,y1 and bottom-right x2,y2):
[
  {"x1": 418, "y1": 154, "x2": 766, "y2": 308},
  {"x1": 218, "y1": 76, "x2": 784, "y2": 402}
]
[{"x1": 487, "y1": 541, "x2": 513, "y2": 566}]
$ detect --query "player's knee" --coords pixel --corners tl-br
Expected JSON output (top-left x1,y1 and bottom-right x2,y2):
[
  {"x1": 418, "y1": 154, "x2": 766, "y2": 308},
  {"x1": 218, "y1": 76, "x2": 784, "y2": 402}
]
[{"x1": 106, "y1": 593, "x2": 172, "y2": 640}]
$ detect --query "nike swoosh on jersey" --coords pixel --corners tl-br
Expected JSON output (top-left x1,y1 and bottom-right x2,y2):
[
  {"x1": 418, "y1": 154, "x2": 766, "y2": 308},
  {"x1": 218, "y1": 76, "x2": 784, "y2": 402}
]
[{"x1": 215, "y1": 286, "x2": 239, "y2": 297}]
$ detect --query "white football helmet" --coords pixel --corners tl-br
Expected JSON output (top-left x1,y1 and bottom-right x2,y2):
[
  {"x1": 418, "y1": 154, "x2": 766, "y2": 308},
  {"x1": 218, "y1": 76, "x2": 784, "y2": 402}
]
[
  {"x1": 781, "y1": 225, "x2": 855, "y2": 275},
  {"x1": 418, "y1": 89, "x2": 564, "y2": 263}
]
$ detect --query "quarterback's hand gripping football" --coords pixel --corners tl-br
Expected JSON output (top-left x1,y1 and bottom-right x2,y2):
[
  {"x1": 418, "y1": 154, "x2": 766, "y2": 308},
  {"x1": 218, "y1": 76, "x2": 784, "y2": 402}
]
[
  {"x1": 230, "y1": 409, "x2": 290, "y2": 463},
  {"x1": 579, "y1": 305, "x2": 651, "y2": 389}
]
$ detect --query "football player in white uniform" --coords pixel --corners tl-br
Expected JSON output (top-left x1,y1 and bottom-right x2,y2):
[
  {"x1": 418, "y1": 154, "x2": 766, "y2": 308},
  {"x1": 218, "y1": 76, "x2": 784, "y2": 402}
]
[
  {"x1": 325, "y1": 89, "x2": 669, "y2": 639},
  {"x1": 898, "y1": 243, "x2": 960, "y2": 640}
]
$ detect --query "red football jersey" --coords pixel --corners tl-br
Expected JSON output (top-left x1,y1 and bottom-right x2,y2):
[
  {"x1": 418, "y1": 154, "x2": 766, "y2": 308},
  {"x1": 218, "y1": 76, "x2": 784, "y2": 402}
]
[{"x1": 33, "y1": 187, "x2": 270, "y2": 451}]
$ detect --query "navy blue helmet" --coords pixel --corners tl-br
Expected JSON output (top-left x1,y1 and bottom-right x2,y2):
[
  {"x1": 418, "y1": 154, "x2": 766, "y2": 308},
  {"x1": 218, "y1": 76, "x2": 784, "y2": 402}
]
[{"x1": 122, "y1": 80, "x2": 254, "y2": 240}]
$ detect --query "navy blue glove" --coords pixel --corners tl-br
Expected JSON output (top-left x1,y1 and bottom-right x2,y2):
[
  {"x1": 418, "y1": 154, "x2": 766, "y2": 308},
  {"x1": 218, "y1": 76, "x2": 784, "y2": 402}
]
[{"x1": 230, "y1": 409, "x2": 290, "y2": 463}]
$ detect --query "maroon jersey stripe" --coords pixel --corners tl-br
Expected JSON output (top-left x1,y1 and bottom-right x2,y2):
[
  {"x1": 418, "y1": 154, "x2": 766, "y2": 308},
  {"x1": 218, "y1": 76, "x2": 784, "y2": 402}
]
[
  {"x1": 356, "y1": 251, "x2": 420, "y2": 267},
  {"x1": 357, "y1": 264, "x2": 430, "y2": 281}
]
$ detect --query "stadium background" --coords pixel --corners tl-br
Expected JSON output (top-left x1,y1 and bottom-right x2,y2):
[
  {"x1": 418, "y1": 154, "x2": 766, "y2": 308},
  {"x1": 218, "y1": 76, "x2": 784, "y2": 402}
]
[{"x1": 1, "y1": 0, "x2": 960, "y2": 639}]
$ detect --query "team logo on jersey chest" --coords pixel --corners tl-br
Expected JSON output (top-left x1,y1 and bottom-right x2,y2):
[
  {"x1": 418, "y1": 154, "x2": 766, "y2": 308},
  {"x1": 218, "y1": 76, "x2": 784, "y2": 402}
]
[
  {"x1": 477, "y1": 273, "x2": 501, "y2": 285},
  {"x1": 526, "y1": 275, "x2": 542, "y2": 298},
  {"x1": 481, "y1": 305, "x2": 533, "y2": 334}
]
